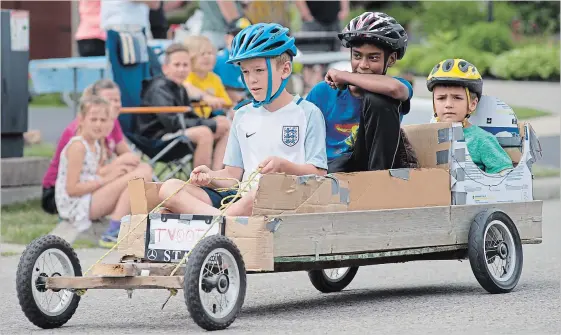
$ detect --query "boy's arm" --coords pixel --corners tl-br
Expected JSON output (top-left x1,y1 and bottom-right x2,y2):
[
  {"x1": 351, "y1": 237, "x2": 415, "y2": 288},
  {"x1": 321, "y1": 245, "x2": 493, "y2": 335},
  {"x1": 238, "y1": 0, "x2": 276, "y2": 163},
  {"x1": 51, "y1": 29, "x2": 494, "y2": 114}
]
[
  {"x1": 480, "y1": 135, "x2": 514, "y2": 174},
  {"x1": 327, "y1": 69, "x2": 411, "y2": 101}
]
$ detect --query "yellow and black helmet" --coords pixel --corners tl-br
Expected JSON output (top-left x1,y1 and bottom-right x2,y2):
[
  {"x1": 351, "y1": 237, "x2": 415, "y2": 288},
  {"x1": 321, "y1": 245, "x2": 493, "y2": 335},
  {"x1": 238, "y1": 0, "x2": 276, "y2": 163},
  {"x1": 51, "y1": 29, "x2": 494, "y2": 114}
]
[{"x1": 426, "y1": 59, "x2": 483, "y2": 98}]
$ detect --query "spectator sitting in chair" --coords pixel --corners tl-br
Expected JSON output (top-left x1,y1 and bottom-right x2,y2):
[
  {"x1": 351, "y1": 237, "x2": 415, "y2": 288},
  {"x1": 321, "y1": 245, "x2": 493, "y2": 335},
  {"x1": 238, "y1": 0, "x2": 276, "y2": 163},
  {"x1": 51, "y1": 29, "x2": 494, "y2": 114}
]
[
  {"x1": 138, "y1": 43, "x2": 230, "y2": 170},
  {"x1": 183, "y1": 35, "x2": 234, "y2": 119}
]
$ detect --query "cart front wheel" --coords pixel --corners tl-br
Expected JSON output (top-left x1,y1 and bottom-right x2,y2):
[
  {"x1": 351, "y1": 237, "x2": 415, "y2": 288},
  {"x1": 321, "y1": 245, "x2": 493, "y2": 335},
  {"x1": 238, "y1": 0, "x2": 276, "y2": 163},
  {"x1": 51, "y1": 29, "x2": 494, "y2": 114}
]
[
  {"x1": 468, "y1": 209, "x2": 523, "y2": 294},
  {"x1": 16, "y1": 235, "x2": 82, "y2": 329},
  {"x1": 184, "y1": 235, "x2": 247, "y2": 331},
  {"x1": 308, "y1": 266, "x2": 359, "y2": 293}
]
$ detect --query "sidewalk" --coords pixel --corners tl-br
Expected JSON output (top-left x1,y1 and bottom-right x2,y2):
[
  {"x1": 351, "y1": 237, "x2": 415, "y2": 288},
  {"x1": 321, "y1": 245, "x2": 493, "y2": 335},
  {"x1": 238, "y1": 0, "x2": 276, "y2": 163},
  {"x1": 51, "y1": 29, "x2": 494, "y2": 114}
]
[{"x1": 413, "y1": 76, "x2": 561, "y2": 115}]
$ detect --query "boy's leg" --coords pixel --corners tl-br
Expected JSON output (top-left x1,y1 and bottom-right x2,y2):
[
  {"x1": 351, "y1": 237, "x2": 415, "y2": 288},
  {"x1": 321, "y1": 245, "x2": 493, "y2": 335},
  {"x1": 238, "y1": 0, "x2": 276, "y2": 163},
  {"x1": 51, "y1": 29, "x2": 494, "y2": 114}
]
[
  {"x1": 159, "y1": 179, "x2": 221, "y2": 216},
  {"x1": 184, "y1": 126, "x2": 214, "y2": 168},
  {"x1": 348, "y1": 92, "x2": 405, "y2": 172},
  {"x1": 211, "y1": 116, "x2": 230, "y2": 170},
  {"x1": 223, "y1": 189, "x2": 256, "y2": 217}
]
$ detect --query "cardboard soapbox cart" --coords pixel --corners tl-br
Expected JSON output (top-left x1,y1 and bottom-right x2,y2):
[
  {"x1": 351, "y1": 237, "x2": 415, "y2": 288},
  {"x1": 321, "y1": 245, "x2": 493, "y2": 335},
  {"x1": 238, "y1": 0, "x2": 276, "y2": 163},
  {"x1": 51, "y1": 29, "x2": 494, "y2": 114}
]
[{"x1": 16, "y1": 97, "x2": 544, "y2": 331}]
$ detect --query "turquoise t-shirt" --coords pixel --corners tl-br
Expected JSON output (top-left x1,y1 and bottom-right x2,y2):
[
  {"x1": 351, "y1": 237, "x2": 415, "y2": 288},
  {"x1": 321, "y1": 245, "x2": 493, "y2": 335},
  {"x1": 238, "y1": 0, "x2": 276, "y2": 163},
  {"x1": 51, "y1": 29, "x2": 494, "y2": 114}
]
[{"x1": 464, "y1": 125, "x2": 514, "y2": 174}]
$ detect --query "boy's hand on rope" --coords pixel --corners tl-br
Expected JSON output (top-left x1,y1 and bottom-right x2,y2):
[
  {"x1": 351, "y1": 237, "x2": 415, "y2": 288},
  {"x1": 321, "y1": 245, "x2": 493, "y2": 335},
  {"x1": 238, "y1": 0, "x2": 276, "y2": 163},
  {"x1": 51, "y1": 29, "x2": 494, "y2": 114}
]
[
  {"x1": 259, "y1": 156, "x2": 286, "y2": 174},
  {"x1": 190, "y1": 165, "x2": 212, "y2": 186}
]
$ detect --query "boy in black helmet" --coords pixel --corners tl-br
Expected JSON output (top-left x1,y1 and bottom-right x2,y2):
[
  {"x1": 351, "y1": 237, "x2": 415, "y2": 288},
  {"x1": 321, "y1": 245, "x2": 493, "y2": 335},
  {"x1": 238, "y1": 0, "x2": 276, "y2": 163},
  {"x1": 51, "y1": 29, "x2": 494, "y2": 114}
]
[{"x1": 306, "y1": 11, "x2": 418, "y2": 172}]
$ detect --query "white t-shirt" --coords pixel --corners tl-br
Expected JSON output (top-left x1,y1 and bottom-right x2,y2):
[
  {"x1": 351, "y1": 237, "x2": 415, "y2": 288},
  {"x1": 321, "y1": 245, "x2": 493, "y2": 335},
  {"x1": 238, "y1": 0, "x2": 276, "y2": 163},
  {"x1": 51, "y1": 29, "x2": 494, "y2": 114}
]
[
  {"x1": 100, "y1": 0, "x2": 151, "y2": 31},
  {"x1": 223, "y1": 95, "x2": 328, "y2": 192}
]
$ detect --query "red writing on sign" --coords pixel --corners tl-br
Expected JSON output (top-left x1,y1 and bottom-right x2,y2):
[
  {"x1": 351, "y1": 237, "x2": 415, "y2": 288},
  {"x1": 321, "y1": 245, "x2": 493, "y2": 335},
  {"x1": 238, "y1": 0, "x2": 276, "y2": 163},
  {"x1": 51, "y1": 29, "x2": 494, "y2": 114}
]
[{"x1": 154, "y1": 227, "x2": 207, "y2": 243}]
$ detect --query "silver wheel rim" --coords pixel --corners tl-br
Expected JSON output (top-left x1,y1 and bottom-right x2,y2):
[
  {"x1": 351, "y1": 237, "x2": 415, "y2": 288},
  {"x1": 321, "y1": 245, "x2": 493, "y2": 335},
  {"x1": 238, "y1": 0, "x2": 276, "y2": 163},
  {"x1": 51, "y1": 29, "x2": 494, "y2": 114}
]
[
  {"x1": 484, "y1": 220, "x2": 517, "y2": 282},
  {"x1": 198, "y1": 248, "x2": 240, "y2": 319},
  {"x1": 30, "y1": 248, "x2": 75, "y2": 316},
  {"x1": 323, "y1": 267, "x2": 351, "y2": 282}
]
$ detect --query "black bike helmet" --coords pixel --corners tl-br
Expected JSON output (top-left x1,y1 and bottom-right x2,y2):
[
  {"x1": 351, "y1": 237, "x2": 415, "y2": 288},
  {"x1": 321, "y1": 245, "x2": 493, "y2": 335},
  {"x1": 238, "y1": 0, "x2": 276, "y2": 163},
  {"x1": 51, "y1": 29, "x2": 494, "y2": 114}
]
[{"x1": 338, "y1": 12, "x2": 408, "y2": 60}]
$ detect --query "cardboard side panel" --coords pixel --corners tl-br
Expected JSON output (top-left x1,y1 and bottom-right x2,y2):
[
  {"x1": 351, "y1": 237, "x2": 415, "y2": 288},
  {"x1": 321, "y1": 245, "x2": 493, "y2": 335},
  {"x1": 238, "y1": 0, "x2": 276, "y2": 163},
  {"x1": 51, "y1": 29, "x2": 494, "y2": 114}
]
[
  {"x1": 402, "y1": 123, "x2": 453, "y2": 169},
  {"x1": 334, "y1": 169, "x2": 451, "y2": 211},
  {"x1": 272, "y1": 206, "x2": 454, "y2": 257},
  {"x1": 450, "y1": 201, "x2": 543, "y2": 244},
  {"x1": 225, "y1": 216, "x2": 274, "y2": 272},
  {"x1": 117, "y1": 214, "x2": 149, "y2": 259},
  {"x1": 252, "y1": 174, "x2": 350, "y2": 216}
]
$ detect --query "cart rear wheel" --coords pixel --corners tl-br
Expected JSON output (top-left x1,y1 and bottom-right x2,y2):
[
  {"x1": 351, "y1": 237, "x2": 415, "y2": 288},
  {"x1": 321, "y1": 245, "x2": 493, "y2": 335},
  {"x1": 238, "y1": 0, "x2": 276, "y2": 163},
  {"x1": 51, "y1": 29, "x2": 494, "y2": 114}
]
[
  {"x1": 468, "y1": 209, "x2": 523, "y2": 294},
  {"x1": 184, "y1": 235, "x2": 246, "y2": 331},
  {"x1": 16, "y1": 235, "x2": 82, "y2": 329},
  {"x1": 308, "y1": 266, "x2": 359, "y2": 293}
]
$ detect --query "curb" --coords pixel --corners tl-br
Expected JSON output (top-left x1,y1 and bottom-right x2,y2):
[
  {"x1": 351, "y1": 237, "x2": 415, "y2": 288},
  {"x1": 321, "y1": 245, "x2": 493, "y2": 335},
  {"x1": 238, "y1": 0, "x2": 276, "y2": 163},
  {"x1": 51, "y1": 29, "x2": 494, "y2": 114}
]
[{"x1": 533, "y1": 177, "x2": 560, "y2": 201}]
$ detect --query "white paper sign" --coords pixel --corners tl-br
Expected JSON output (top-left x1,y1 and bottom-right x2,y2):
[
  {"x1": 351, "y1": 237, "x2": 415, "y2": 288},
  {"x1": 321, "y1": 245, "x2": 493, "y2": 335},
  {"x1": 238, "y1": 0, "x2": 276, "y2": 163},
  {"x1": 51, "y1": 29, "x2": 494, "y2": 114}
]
[
  {"x1": 10, "y1": 10, "x2": 29, "y2": 52},
  {"x1": 145, "y1": 214, "x2": 221, "y2": 263}
]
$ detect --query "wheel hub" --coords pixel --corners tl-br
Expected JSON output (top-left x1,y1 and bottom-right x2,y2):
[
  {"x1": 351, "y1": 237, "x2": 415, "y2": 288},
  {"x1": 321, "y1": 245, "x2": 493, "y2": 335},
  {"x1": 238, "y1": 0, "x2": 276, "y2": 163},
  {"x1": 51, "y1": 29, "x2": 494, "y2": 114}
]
[
  {"x1": 35, "y1": 273, "x2": 48, "y2": 292},
  {"x1": 202, "y1": 274, "x2": 230, "y2": 293},
  {"x1": 498, "y1": 242, "x2": 509, "y2": 260}
]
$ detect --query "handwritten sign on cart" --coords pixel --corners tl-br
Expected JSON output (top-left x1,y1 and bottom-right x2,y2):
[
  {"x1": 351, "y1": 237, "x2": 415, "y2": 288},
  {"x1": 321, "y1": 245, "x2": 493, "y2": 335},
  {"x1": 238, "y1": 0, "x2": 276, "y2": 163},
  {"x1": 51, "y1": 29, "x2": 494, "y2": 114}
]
[{"x1": 144, "y1": 213, "x2": 223, "y2": 263}]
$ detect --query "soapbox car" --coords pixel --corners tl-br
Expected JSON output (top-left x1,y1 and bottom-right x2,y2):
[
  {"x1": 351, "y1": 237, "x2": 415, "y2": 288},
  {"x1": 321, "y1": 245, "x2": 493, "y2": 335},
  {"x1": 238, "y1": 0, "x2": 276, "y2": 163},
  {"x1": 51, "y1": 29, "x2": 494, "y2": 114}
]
[{"x1": 16, "y1": 97, "x2": 543, "y2": 331}]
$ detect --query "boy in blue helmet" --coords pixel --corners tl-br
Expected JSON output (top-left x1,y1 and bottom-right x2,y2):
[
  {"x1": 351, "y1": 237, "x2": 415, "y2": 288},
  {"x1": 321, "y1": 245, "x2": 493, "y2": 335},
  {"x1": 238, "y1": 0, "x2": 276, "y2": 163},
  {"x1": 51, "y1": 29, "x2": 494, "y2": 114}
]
[
  {"x1": 159, "y1": 23, "x2": 328, "y2": 216},
  {"x1": 306, "y1": 12, "x2": 418, "y2": 172}
]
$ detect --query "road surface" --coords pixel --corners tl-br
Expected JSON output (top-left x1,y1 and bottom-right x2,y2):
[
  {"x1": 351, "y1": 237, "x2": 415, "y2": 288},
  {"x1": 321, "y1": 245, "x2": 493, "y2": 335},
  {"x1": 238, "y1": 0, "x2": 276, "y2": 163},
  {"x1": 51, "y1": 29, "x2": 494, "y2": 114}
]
[{"x1": 2, "y1": 199, "x2": 559, "y2": 334}]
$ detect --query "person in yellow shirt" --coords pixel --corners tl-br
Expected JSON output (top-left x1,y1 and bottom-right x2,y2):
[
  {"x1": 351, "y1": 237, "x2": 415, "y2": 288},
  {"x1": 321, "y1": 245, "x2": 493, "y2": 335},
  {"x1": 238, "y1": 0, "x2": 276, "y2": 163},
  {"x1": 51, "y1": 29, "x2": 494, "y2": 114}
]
[{"x1": 183, "y1": 35, "x2": 233, "y2": 119}]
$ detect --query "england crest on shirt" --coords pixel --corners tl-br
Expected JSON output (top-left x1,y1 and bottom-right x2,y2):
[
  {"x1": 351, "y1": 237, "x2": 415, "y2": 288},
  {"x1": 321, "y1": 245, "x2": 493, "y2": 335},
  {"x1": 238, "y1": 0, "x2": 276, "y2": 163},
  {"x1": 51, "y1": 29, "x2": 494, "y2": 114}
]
[{"x1": 282, "y1": 126, "x2": 299, "y2": 147}]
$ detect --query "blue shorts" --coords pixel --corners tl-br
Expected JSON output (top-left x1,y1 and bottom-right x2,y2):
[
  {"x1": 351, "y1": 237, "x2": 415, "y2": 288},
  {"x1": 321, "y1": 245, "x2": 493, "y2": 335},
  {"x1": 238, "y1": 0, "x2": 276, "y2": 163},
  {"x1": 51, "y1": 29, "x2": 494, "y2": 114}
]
[{"x1": 200, "y1": 187, "x2": 240, "y2": 209}]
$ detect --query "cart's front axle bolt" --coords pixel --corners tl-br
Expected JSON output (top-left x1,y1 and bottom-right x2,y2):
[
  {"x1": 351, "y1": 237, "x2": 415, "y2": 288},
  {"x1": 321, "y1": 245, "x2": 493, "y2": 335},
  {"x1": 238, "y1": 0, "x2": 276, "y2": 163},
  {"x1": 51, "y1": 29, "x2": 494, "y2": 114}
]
[{"x1": 498, "y1": 242, "x2": 509, "y2": 259}]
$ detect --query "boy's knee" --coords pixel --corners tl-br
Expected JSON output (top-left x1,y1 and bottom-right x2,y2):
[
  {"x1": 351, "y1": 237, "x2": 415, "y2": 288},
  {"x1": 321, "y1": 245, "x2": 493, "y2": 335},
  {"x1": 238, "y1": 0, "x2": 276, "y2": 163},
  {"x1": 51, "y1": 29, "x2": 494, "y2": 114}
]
[
  {"x1": 362, "y1": 92, "x2": 401, "y2": 121},
  {"x1": 159, "y1": 179, "x2": 183, "y2": 201}
]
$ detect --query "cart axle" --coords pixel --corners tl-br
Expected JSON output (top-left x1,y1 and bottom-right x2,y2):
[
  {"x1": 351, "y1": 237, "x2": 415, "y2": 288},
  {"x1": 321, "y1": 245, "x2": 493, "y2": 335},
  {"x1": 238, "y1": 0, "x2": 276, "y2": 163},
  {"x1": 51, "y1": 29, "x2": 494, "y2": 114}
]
[{"x1": 46, "y1": 276, "x2": 184, "y2": 290}]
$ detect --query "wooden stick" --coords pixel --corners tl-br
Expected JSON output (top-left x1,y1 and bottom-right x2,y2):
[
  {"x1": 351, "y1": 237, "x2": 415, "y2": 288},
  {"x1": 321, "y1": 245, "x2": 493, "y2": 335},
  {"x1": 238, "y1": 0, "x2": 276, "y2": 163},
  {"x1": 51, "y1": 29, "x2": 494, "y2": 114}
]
[
  {"x1": 46, "y1": 276, "x2": 183, "y2": 290},
  {"x1": 90, "y1": 263, "x2": 185, "y2": 277},
  {"x1": 120, "y1": 106, "x2": 192, "y2": 114}
]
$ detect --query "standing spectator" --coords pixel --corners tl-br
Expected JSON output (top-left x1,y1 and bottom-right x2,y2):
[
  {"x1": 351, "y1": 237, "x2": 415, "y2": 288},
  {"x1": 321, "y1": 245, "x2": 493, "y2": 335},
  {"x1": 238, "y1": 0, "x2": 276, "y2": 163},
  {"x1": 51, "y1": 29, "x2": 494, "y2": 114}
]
[
  {"x1": 149, "y1": 1, "x2": 186, "y2": 39},
  {"x1": 75, "y1": 0, "x2": 106, "y2": 57},
  {"x1": 296, "y1": 0, "x2": 349, "y2": 33},
  {"x1": 100, "y1": 0, "x2": 159, "y2": 37},
  {"x1": 198, "y1": 0, "x2": 243, "y2": 50}
]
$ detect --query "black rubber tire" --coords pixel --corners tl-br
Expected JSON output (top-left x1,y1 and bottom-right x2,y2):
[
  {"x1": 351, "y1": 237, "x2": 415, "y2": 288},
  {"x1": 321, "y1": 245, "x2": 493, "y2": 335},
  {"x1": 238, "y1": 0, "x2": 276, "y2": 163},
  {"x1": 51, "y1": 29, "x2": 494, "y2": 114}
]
[
  {"x1": 184, "y1": 235, "x2": 247, "y2": 331},
  {"x1": 16, "y1": 235, "x2": 82, "y2": 329},
  {"x1": 468, "y1": 209, "x2": 523, "y2": 294},
  {"x1": 308, "y1": 266, "x2": 359, "y2": 293}
]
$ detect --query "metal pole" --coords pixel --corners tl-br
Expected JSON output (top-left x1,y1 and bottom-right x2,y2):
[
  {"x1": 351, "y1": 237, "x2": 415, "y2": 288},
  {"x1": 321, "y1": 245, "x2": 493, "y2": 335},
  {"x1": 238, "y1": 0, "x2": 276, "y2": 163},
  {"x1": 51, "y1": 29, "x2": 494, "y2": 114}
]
[{"x1": 487, "y1": 1, "x2": 494, "y2": 22}]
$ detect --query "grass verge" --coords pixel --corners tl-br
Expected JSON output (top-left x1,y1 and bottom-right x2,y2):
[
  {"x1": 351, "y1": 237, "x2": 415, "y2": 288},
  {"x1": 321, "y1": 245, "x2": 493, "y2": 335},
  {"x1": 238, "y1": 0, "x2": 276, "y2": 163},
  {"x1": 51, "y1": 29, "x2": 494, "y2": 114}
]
[
  {"x1": 1, "y1": 199, "x2": 98, "y2": 248},
  {"x1": 533, "y1": 165, "x2": 560, "y2": 178},
  {"x1": 29, "y1": 93, "x2": 66, "y2": 107},
  {"x1": 511, "y1": 106, "x2": 551, "y2": 120},
  {"x1": 24, "y1": 143, "x2": 55, "y2": 158}
]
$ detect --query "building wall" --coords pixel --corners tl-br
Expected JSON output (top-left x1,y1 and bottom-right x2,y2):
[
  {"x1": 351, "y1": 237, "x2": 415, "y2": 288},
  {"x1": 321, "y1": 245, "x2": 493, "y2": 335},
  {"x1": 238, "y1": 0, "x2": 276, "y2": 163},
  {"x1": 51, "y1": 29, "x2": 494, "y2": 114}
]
[{"x1": 1, "y1": 1, "x2": 72, "y2": 59}]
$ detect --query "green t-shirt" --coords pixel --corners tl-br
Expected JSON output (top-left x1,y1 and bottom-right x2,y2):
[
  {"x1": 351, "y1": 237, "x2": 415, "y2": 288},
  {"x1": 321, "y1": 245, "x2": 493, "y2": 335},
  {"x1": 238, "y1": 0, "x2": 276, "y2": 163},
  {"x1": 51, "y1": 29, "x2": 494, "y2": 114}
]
[{"x1": 463, "y1": 125, "x2": 514, "y2": 174}]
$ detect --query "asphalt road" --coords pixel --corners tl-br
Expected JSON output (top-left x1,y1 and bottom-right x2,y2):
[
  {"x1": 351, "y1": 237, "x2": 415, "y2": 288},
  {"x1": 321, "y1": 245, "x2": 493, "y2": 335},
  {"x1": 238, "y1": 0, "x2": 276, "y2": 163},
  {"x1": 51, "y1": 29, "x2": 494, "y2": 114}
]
[{"x1": 2, "y1": 199, "x2": 559, "y2": 334}]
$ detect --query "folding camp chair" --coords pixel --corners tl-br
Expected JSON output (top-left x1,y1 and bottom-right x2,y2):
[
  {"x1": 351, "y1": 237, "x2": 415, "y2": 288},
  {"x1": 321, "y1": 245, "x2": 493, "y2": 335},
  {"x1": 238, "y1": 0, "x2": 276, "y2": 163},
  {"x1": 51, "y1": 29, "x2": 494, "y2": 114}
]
[{"x1": 105, "y1": 28, "x2": 195, "y2": 182}]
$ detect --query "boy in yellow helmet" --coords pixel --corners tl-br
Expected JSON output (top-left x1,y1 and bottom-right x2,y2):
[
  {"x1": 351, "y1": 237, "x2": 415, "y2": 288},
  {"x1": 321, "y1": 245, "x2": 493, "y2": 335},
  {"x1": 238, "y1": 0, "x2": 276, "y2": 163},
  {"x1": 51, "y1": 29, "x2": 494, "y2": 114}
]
[{"x1": 427, "y1": 58, "x2": 513, "y2": 174}]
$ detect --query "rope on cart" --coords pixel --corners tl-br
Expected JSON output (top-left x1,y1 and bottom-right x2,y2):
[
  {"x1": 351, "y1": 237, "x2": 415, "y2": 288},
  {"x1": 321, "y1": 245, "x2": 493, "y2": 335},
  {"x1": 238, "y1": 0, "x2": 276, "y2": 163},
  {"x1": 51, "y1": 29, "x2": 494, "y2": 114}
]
[{"x1": 76, "y1": 168, "x2": 262, "y2": 298}]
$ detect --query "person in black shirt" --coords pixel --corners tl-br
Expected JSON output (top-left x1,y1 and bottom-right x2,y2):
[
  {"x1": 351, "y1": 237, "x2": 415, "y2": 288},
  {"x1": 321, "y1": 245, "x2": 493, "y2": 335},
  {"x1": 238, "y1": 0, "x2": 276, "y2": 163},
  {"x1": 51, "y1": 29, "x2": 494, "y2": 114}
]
[
  {"x1": 296, "y1": 0, "x2": 349, "y2": 33},
  {"x1": 138, "y1": 43, "x2": 230, "y2": 170}
]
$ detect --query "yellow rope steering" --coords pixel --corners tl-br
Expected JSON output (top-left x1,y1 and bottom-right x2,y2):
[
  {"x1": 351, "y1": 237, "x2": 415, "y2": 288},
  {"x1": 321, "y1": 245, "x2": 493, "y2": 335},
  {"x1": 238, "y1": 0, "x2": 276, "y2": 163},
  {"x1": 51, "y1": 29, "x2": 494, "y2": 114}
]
[{"x1": 76, "y1": 168, "x2": 263, "y2": 301}]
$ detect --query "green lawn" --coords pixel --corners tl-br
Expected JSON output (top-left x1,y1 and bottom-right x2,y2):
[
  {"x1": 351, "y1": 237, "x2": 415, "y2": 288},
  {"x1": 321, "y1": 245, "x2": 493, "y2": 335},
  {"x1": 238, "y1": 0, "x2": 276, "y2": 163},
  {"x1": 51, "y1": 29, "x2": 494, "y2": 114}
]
[
  {"x1": 1, "y1": 199, "x2": 97, "y2": 248},
  {"x1": 28, "y1": 93, "x2": 66, "y2": 107},
  {"x1": 511, "y1": 106, "x2": 551, "y2": 120}
]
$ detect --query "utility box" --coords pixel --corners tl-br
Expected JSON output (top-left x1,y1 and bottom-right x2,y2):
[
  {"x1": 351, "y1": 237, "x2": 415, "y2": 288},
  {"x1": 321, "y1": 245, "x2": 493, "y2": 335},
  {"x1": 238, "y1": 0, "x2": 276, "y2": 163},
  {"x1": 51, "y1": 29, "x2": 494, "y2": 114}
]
[{"x1": 1, "y1": 10, "x2": 30, "y2": 158}]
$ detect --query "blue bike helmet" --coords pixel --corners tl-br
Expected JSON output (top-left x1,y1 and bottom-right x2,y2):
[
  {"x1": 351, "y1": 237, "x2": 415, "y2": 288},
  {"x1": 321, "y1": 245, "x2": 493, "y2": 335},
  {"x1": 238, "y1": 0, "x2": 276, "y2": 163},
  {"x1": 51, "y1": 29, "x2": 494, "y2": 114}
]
[{"x1": 227, "y1": 23, "x2": 297, "y2": 108}]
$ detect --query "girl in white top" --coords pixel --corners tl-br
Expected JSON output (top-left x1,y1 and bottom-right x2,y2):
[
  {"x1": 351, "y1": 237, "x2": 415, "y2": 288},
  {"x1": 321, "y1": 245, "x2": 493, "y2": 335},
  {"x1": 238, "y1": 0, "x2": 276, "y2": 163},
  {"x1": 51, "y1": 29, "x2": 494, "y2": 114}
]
[{"x1": 55, "y1": 96, "x2": 132, "y2": 235}]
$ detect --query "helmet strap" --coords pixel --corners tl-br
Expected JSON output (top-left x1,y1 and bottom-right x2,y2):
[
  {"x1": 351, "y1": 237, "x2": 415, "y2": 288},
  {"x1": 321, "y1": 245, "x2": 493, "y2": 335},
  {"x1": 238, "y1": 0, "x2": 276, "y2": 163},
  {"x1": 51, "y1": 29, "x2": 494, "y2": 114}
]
[
  {"x1": 463, "y1": 87, "x2": 472, "y2": 127},
  {"x1": 248, "y1": 58, "x2": 291, "y2": 108}
]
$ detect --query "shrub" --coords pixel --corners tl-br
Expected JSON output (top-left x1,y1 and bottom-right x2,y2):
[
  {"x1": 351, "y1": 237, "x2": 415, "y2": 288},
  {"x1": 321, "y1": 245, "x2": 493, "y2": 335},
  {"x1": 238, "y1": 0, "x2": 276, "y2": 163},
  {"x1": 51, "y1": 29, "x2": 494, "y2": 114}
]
[
  {"x1": 459, "y1": 22, "x2": 514, "y2": 54},
  {"x1": 490, "y1": 44, "x2": 560, "y2": 80}
]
